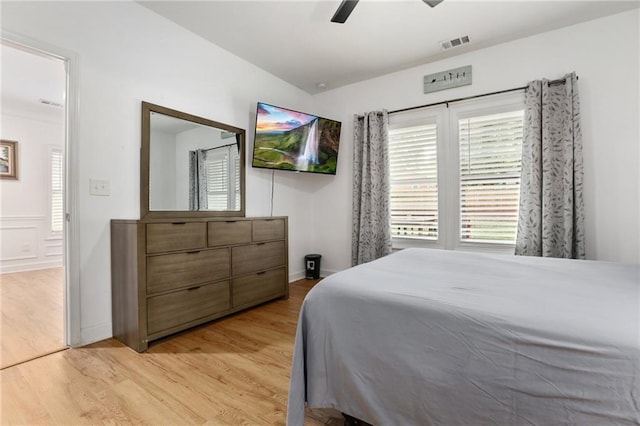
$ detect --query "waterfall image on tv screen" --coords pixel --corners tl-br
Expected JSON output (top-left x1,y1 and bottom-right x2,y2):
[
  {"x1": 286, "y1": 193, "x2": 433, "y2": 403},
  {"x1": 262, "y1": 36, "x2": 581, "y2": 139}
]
[{"x1": 252, "y1": 102, "x2": 341, "y2": 175}]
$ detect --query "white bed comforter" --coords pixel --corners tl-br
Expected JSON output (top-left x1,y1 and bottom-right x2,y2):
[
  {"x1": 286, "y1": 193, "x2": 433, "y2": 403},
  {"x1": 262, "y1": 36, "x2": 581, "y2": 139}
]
[{"x1": 287, "y1": 248, "x2": 640, "y2": 425}]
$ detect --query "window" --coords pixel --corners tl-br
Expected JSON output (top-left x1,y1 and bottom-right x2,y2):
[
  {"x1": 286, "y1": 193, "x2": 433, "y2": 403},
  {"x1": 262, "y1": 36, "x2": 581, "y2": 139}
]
[
  {"x1": 389, "y1": 93, "x2": 524, "y2": 252},
  {"x1": 389, "y1": 122, "x2": 439, "y2": 240},
  {"x1": 205, "y1": 146, "x2": 239, "y2": 210},
  {"x1": 49, "y1": 147, "x2": 64, "y2": 236},
  {"x1": 206, "y1": 148, "x2": 229, "y2": 210},
  {"x1": 459, "y1": 110, "x2": 524, "y2": 243},
  {"x1": 234, "y1": 151, "x2": 240, "y2": 208}
]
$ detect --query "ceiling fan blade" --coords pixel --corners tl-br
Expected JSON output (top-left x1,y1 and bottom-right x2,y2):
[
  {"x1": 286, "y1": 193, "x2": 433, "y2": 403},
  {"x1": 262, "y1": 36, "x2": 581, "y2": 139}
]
[
  {"x1": 331, "y1": 0, "x2": 359, "y2": 24},
  {"x1": 423, "y1": 0, "x2": 444, "y2": 7}
]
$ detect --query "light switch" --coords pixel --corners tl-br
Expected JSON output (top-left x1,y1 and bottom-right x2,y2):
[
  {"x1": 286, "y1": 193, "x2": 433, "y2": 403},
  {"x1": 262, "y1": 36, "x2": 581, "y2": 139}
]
[{"x1": 90, "y1": 178, "x2": 110, "y2": 196}]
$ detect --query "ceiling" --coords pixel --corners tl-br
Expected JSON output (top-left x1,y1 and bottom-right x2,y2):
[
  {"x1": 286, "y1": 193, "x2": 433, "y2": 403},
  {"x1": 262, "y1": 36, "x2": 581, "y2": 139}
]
[
  {"x1": 139, "y1": 0, "x2": 639, "y2": 94},
  {"x1": 1, "y1": 42, "x2": 66, "y2": 118}
]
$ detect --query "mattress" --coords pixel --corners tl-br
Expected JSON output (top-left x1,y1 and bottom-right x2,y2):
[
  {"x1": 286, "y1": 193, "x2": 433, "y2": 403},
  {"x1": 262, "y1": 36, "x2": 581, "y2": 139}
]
[{"x1": 287, "y1": 248, "x2": 640, "y2": 425}]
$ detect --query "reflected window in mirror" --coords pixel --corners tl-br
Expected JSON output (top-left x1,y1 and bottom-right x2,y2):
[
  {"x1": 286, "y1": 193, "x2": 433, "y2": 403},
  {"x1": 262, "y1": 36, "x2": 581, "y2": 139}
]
[{"x1": 190, "y1": 140, "x2": 240, "y2": 211}]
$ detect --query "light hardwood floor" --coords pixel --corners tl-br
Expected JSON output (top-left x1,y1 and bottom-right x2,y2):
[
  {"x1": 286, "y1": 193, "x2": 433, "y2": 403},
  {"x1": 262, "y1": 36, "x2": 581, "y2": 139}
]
[
  {"x1": 1, "y1": 278, "x2": 340, "y2": 425},
  {"x1": 1, "y1": 267, "x2": 65, "y2": 369}
]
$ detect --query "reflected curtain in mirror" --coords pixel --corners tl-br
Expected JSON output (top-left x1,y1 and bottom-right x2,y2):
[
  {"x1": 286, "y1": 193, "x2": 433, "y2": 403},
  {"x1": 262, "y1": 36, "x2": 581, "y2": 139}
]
[{"x1": 188, "y1": 150, "x2": 208, "y2": 210}]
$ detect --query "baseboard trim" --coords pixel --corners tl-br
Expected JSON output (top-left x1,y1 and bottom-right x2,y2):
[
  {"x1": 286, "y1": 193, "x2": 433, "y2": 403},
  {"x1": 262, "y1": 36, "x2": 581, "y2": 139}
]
[
  {"x1": 289, "y1": 270, "x2": 305, "y2": 283},
  {"x1": 1, "y1": 260, "x2": 63, "y2": 274},
  {"x1": 289, "y1": 268, "x2": 338, "y2": 283}
]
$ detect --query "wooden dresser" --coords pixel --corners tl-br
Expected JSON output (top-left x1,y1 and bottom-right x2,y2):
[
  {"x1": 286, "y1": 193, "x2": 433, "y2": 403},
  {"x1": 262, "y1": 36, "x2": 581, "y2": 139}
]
[{"x1": 111, "y1": 216, "x2": 288, "y2": 352}]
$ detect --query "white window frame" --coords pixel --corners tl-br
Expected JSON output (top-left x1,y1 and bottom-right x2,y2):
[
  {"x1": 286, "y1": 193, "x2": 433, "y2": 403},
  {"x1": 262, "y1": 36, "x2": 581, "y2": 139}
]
[
  {"x1": 389, "y1": 106, "x2": 448, "y2": 250},
  {"x1": 448, "y1": 92, "x2": 525, "y2": 254},
  {"x1": 47, "y1": 145, "x2": 64, "y2": 240},
  {"x1": 205, "y1": 145, "x2": 238, "y2": 211},
  {"x1": 389, "y1": 91, "x2": 525, "y2": 254}
]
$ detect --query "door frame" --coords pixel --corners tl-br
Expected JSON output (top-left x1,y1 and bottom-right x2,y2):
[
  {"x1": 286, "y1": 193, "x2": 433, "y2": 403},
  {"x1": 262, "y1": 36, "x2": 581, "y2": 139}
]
[{"x1": 1, "y1": 30, "x2": 81, "y2": 347}]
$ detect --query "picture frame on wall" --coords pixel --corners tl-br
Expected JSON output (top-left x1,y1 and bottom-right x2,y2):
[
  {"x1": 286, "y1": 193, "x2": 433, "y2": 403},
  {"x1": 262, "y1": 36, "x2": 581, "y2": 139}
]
[{"x1": 0, "y1": 140, "x2": 19, "y2": 180}]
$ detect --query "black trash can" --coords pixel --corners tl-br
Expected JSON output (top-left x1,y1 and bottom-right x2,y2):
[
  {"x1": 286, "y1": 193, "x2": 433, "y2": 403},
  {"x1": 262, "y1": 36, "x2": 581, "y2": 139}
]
[{"x1": 305, "y1": 254, "x2": 322, "y2": 279}]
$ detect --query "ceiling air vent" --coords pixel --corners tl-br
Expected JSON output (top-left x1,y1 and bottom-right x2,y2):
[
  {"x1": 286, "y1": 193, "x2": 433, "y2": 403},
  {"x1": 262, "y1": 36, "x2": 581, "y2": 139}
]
[
  {"x1": 440, "y1": 35, "x2": 470, "y2": 51},
  {"x1": 39, "y1": 98, "x2": 64, "y2": 108}
]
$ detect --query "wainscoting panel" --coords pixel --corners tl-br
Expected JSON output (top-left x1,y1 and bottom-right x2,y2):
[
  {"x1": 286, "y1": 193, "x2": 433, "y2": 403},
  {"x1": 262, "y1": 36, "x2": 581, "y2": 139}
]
[
  {"x1": 0, "y1": 216, "x2": 63, "y2": 273},
  {"x1": 1, "y1": 225, "x2": 38, "y2": 261},
  {"x1": 45, "y1": 241, "x2": 64, "y2": 257}
]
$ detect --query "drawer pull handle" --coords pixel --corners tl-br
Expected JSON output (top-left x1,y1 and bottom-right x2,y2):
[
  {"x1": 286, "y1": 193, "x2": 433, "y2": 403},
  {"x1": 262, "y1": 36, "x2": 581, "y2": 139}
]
[
  {"x1": 264, "y1": 219, "x2": 275, "y2": 221},
  {"x1": 171, "y1": 222, "x2": 187, "y2": 225},
  {"x1": 187, "y1": 286, "x2": 201, "y2": 291},
  {"x1": 257, "y1": 271, "x2": 266, "y2": 275},
  {"x1": 256, "y1": 242, "x2": 266, "y2": 246},
  {"x1": 186, "y1": 250, "x2": 201, "y2": 254},
  {"x1": 225, "y1": 220, "x2": 237, "y2": 223}
]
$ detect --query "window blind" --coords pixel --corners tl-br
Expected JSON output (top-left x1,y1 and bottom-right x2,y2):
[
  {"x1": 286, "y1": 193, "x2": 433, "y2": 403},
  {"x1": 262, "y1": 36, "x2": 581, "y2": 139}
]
[
  {"x1": 206, "y1": 151, "x2": 229, "y2": 210},
  {"x1": 51, "y1": 148, "x2": 64, "y2": 233},
  {"x1": 389, "y1": 123, "x2": 438, "y2": 239},
  {"x1": 458, "y1": 110, "x2": 524, "y2": 243},
  {"x1": 234, "y1": 152, "x2": 240, "y2": 209}
]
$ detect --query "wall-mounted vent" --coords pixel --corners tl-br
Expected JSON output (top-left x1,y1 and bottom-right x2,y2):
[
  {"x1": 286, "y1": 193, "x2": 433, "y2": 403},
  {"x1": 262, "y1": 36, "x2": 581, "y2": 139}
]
[
  {"x1": 39, "y1": 98, "x2": 64, "y2": 108},
  {"x1": 440, "y1": 35, "x2": 470, "y2": 51}
]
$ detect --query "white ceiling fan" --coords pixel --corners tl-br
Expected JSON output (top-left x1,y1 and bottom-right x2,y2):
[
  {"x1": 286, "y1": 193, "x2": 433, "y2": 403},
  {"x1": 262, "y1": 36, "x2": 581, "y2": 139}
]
[{"x1": 331, "y1": 0, "x2": 445, "y2": 24}]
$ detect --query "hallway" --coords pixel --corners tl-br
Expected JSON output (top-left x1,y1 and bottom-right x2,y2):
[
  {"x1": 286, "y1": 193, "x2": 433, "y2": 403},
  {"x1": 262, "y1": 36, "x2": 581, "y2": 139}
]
[{"x1": 1, "y1": 267, "x2": 65, "y2": 369}]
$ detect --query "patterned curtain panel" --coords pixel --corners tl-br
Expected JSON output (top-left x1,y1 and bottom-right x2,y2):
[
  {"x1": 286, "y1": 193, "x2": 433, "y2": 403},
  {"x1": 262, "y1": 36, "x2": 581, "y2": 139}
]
[
  {"x1": 516, "y1": 72, "x2": 585, "y2": 259},
  {"x1": 188, "y1": 149, "x2": 209, "y2": 211},
  {"x1": 188, "y1": 150, "x2": 198, "y2": 210},
  {"x1": 352, "y1": 110, "x2": 392, "y2": 266},
  {"x1": 197, "y1": 149, "x2": 208, "y2": 210}
]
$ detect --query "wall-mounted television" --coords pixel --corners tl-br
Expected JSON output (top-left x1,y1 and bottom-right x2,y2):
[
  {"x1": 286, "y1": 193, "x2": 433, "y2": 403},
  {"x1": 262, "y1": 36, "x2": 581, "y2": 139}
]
[{"x1": 252, "y1": 102, "x2": 342, "y2": 175}]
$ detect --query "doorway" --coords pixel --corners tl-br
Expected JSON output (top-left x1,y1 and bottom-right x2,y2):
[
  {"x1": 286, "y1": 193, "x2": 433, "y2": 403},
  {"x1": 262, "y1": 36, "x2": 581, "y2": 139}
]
[{"x1": 0, "y1": 41, "x2": 68, "y2": 368}]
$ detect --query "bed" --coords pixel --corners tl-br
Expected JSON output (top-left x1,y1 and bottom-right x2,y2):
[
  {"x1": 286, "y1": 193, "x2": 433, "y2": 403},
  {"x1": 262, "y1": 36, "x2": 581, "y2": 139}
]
[{"x1": 287, "y1": 248, "x2": 640, "y2": 425}]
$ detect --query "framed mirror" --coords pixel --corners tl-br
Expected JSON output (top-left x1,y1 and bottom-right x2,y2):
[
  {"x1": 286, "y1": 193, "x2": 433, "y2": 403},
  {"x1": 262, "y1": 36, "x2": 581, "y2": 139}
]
[{"x1": 141, "y1": 102, "x2": 245, "y2": 219}]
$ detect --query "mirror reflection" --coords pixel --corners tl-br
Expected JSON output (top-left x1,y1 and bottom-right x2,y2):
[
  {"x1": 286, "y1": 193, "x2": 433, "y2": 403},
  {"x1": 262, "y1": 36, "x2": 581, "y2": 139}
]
[
  {"x1": 141, "y1": 101, "x2": 245, "y2": 218},
  {"x1": 148, "y1": 111, "x2": 242, "y2": 212}
]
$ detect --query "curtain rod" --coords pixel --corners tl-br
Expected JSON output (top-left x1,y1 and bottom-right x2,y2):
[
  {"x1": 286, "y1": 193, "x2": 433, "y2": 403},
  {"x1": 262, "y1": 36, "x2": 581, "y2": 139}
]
[
  {"x1": 202, "y1": 141, "x2": 238, "y2": 152},
  {"x1": 389, "y1": 76, "x2": 576, "y2": 115}
]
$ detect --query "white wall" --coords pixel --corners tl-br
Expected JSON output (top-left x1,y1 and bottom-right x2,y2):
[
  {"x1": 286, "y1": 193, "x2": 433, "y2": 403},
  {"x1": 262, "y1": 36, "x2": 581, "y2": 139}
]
[
  {"x1": 0, "y1": 109, "x2": 64, "y2": 273},
  {"x1": 312, "y1": 9, "x2": 640, "y2": 272},
  {"x1": 2, "y1": 1, "x2": 318, "y2": 345}
]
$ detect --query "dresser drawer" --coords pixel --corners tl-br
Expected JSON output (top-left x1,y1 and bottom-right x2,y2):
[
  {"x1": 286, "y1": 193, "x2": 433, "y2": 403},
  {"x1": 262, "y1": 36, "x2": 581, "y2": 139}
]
[
  {"x1": 233, "y1": 268, "x2": 286, "y2": 308},
  {"x1": 208, "y1": 220, "x2": 252, "y2": 247},
  {"x1": 147, "y1": 280, "x2": 230, "y2": 335},
  {"x1": 147, "y1": 248, "x2": 230, "y2": 294},
  {"x1": 232, "y1": 241, "x2": 285, "y2": 276},
  {"x1": 252, "y1": 219, "x2": 285, "y2": 242},
  {"x1": 146, "y1": 222, "x2": 206, "y2": 254}
]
